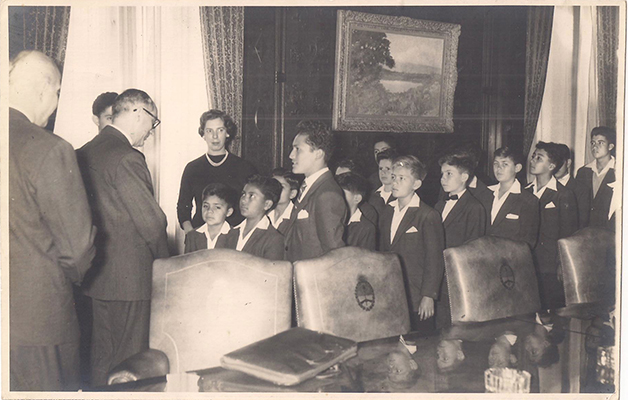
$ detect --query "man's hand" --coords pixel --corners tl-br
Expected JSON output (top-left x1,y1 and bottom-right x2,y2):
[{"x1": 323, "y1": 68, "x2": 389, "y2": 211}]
[{"x1": 417, "y1": 296, "x2": 434, "y2": 321}]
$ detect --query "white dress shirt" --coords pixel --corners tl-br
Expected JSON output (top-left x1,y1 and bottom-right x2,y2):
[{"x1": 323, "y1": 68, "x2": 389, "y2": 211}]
[
  {"x1": 235, "y1": 215, "x2": 270, "y2": 251},
  {"x1": 487, "y1": 180, "x2": 521, "y2": 224},
  {"x1": 199, "y1": 221, "x2": 231, "y2": 249},
  {"x1": 528, "y1": 176, "x2": 558, "y2": 199},
  {"x1": 299, "y1": 167, "x2": 329, "y2": 201},
  {"x1": 441, "y1": 189, "x2": 466, "y2": 222},
  {"x1": 271, "y1": 201, "x2": 294, "y2": 229},
  {"x1": 389, "y1": 193, "x2": 421, "y2": 243},
  {"x1": 376, "y1": 185, "x2": 393, "y2": 203}
]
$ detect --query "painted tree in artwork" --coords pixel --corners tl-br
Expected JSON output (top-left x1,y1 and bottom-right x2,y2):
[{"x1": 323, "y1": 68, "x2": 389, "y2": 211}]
[{"x1": 347, "y1": 29, "x2": 396, "y2": 115}]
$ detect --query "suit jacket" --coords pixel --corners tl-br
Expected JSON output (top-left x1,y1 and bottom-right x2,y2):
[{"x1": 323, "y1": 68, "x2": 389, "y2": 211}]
[
  {"x1": 77, "y1": 125, "x2": 169, "y2": 301},
  {"x1": 525, "y1": 180, "x2": 578, "y2": 275},
  {"x1": 575, "y1": 165, "x2": 615, "y2": 230},
  {"x1": 345, "y1": 215, "x2": 377, "y2": 251},
  {"x1": 226, "y1": 217, "x2": 285, "y2": 261},
  {"x1": 184, "y1": 229, "x2": 237, "y2": 254},
  {"x1": 368, "y1": 188, "x2": 394, "y2": 218},
  {"x1": 9, "y1": 108, "x2": 96, "y2": 346},
  {"x1": 284, "y1": 170, "x2": 347, "y2": 262},
  {"x1": 379, "y1": 200, "x2": 445, "y2": 310},
  {"x1": 434, "y1": 190, "x2": 486, "y2": 249},
  {"x1": 437, "y1": 177, "x2": 494, "y2": 213},
  {"x1": 482, "y1": 185, "x2": 539, "y2": 249}
]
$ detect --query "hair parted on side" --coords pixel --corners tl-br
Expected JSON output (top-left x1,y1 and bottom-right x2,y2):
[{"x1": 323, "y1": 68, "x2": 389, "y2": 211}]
[
  {"x1": 201, "y1": 183, "x2": 238, "y2": 210},
  {"x1": 392, "y1": 155, "x2": 427, "y2": 181},
  {"x1": 197, "y1": 109, "x2": 237, "y2": 144},
  {"x1": 590, "y1": 126, "x2": 616, "y2": 145},
  {"x1": 336, "y1": 172, "x2": 369, "y2": 200},
  {"x1": 92, "y1": 92, "x2": 119, "y2": 117},
  {"x1": 494, "y1": 146, "x2": 524, "y2": 166},
  {"x1": 246, "y1": 174, "x2": 283, "y2": 212},
  {"x1": 535, "y1": 142, "x2": 564, "y2": 173},
  {"x1": 296, "y1": 120, "x2": 334, "y2": 163},
  {"x1": 438, "y1": 153, "x2": 476, "y2": 177},
  {"x1": 376, "y1": 148, "x2": 398, "y2": 164}
]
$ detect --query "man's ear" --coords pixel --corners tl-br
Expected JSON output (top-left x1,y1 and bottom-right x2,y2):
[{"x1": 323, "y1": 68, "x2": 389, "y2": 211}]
[
  {"x1": 263, "y1": 199, "x2": 274, "y2": 212},
  {"x1": 515, "y1": 163, "x2": 523, "y2": 173},
  {"x1": 461, "y1": 172, "x2": 470, "y2": 185},
  {"x1": 456, "y1": 350, "x2": 465, "y2": 362},
  {"x1": 226, "y1": 207, "x2": 234, "y2": 218},
  {"x1": 413, "y1": 179, "x2": 423, "y2": 191},
  {"x1": 609, "y1": 143, "x2": 615, "y2": 152},
  {"x1": 566, "y1": 159, "x2": 573, "y2": 170},
  {"x1": 289, "y1": 188, "x2": 298, "y2": 200},
  {"x1": 354, "y1": 193, "x2": 363, "y2": 205},
  {"x1": 549, "y1": 162, "x2": 556, "y2": 174},
  {"x1": 315, "y1": 148, "x2": 325, "y2": 162},
  {"x1": 92, "y1": 115, "x2": 100, "y2": 127},
  {"x1": 409, "y1": 359, "x2": 419, "y2": 371}
]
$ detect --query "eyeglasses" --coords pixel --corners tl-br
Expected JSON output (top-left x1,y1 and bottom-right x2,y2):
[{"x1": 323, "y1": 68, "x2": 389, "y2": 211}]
[{"x1": 142, "y1": 108, "x2": 161, "y2": 130}]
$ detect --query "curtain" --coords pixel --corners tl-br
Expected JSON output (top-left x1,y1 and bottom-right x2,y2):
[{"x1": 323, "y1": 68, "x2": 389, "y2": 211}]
[
  {"x1": 596, "y1": 6, "x2": 619, "y2": 129},
  {"x1": 8, "y1": 6, "x2": 71, "y2": 69},
  {"x1": 55, "y1": 6, "x2": 209, "y2": 255},
  {"x1": 199, "y1": 7, "x2": 245, "y2": 156},
  {"x1": 523, "y1": 7, "x2": 554, "y2": 158}
]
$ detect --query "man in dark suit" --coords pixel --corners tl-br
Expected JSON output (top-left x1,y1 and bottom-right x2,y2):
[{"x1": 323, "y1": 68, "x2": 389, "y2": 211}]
[
  {"x1": 526, "y1": 142, "x2": 578, "y2": 309},
  {"x1": 9, "y1": 51, "x2": 96, "y2": 391},
  {"x1": 284, "y1": 120, "x2": 347, "y2": 262},
  {"x1": 77, "y1": 89, "x2": 169, "y2": 386},
  {"x1": 574, "y1": 127, "x2": 616, "y2": 230}
]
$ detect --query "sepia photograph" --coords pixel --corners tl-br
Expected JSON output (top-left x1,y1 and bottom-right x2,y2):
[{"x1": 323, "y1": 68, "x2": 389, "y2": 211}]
[{"x1": 0, "y1": 1, "x2": 624, "y2": 398}]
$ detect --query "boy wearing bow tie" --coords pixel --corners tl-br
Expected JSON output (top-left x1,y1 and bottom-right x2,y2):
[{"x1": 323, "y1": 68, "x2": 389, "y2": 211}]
[
  {"x1": 434, "y1": 152, "x2": 486, "y2": 328},
  {"x1": 526, "y1": 142, "x2": 578, "y2": 309},
  {"x1": 483, "y1": 147, "x2": 539, "y2": 249},
  {"x1": 379, "y1": 155, "x2": 445, "y2": 331}
]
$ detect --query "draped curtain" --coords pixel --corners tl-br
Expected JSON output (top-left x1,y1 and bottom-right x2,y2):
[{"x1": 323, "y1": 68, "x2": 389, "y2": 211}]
[
  {"x1": 199, "y1": 7, "x2": 245, "y2": 156},
  {"x1": 523, "y1": 7, "x2": 554, "y2": 158},
  {"x1": 597, "y1": 6, "x2": 619, "y2": 129}
]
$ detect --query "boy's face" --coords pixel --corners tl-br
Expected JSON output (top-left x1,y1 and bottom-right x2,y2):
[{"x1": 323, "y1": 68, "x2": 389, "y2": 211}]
[
  {"x1": 273, "y1": 175, "x2": 296, "y2": 205},
  {"x1": 93, "y1": 105, "x2": 113, "y2": 132},
  {"x1": 529, "y1": 148, "x2": 554, "y2": 176},
  {"x1": 591, "y1": 134, "x2": 614, "y2": 160},
  {"x1": 290, "y1": 133, "x2": 322, "y2": 176},
  {"x1": 202, "y1": 195, "x2": 233, "y2": 227},
  {"x1": 493, "y1": 156, "x2": 521, "y2": 183},
  {"x1": 440, "y1": 163, "x2": 468, "y2": 195},
  {"x1": 488, "y1": 341, "x2": 513, "y2": 368},
  {"x1": 387, "y1": 350, "x2": 418, "y2": 384},
  {"x1": 374, "y1": 141, "x2": 391, "y2": 162},
  {"x1": 378, "y1": 159, "x2": 393, "y2": 186},
  {"x1": 391, "y1": 165, "x2": 421, "y2": 199},
  {"x1": 436, "y1": 340, "x2": 464, "y2": 371},
  {"x1": 240, "y1": 184, "x2": 272, "y2": 219},
  {"x1": 524, "y1": 332, "x2": 550, "y2": 364}
]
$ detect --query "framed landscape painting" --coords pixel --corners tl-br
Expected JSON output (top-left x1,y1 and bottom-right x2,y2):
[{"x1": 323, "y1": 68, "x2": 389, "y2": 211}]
[{"x1": 333, "y1": 10, "x2": 461, "y2": 133}]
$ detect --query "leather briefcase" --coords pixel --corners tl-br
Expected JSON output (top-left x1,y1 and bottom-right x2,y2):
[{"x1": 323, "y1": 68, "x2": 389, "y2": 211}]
[
  {"x1": 444, "y1": 236, "x2": 541, "y2": 323},
  {"x1": 293, "y1": 246, "x2": 410, "y2": 342},
  {"x1": 220, "y1": 327, "x2": 357, "y2": 386}
]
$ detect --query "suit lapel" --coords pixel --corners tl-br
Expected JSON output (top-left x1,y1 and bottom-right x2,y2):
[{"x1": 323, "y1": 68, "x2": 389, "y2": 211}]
[
  {"x1": 442, "y1": 191, "x2": 470, "y2": 228},
  {"x1": 539, "y1": 187, "x2": 557, "y2": 209},
  {"x1": 242, "y1": 228, "x2": 265, "y2": 254},
  {"x1": 391, "y1": 207, "x2": 419, "y2": 248},
  {"x1": 491, "y1": 192, "x2": 517, "y2": 226}
]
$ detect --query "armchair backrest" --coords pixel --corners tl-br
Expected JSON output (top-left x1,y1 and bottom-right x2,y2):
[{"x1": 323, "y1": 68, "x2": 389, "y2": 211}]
[
  {"x1": 558, "y1": 227, "x2": 615, "y2": 305},
  {"x1": 444, "y1": 236, "x2": 541, "y2": 323},
  {"x1": 293, "y1": 246, "x2": 410, "y2": 342},
  {"x1": 151, "y1": 249, "x2": 293, "y2": 373}
]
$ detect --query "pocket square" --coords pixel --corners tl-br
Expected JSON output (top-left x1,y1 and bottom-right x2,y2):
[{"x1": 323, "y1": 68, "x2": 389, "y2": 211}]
[
  {"x1": 545, "y1": 202, "x2": 556, "y2": 209},
  {"x1": 405, "y1": 226, "x2": 418, "y2": 233},
  {"x1": 505, "y1": 213, "x2": 519, "y2": 220},
  {"x1": 297, "y1": 209, "x2": 309, "y2": 219}
]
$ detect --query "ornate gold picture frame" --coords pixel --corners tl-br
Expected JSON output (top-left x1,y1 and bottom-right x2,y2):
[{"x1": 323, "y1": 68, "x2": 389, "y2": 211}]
[{"x1": 333, "y1": 10, "x2": 461, "y2": 132}]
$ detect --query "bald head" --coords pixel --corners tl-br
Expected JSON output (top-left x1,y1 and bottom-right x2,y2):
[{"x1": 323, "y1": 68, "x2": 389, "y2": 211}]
[{"x1": 9, "y1": 51, "x2": 62, "y2": 127}]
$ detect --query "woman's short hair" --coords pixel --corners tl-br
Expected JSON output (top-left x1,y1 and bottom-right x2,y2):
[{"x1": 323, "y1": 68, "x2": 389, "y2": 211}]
[{"x1": 198, "y1": 109, "x2": 237, "y2": 144}]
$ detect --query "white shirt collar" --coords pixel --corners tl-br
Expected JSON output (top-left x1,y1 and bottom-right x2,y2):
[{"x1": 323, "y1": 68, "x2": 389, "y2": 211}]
[
  {"x1": 195, "y1": 221, "x2": 231, "y2": 236},
  {"x1": 271, "y1": 202, "x2": 294, "y2": 228},
  {"x1": 488, "y1": 179, "x2": 521, "y2": 196},
  {"x1": 377, "y1": 185, "x2": 392, "y2": 202},
  {"x1": 585, "y1": 156, "x2": 615, "y2": 177},
  {"x1": 389, "y1": 192, "x2": 421, "y2": 210},
  {"x1": 535, "y1": 313, "x2": 553, "y2": 332},
  {"x1": 301, "y1": 167, "x2": 329, "y2": 199},
  {"x1": 528, "y1": 176, "x2": 557, "y2": 198},
  {"x1": 557, "y1": 174, "x2": 570, "y2": 187},
  {"x1": 348, "y1": 208, "x2": 363, "y2": 224},
  {"x1": 235, "y1": 216, "x2": 270, "y2": 251},
  {"x1": 469, "y1": 175, "x2": 478, "y2": 188}
]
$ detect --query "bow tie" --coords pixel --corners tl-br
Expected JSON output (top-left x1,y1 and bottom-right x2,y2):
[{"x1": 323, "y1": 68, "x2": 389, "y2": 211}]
[{"x1": 446, "y1": 194, "x2": 459, "y2": 201}]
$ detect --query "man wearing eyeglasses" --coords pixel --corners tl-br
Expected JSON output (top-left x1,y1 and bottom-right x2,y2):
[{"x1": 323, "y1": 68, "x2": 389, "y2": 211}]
[{"x1": 76, "y1": 88, "x2": 169, "y2": 387}]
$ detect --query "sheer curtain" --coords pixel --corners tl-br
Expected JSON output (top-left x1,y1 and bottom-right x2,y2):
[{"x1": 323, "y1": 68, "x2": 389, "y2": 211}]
[
  {"x1": 528, "y1": 6, "x2": 620, "y2": 177},
  {"x1": 199, "y1": 6, "x2": 245, "y2": 156},
  {"x1": 55, "y1": 6, "x2": 209, "y2": 253}
]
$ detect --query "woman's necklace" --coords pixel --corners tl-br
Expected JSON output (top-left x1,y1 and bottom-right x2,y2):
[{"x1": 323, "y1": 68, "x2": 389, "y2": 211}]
[{"x1": 206, "y1": 152, "x2": 229, "y2": 167}]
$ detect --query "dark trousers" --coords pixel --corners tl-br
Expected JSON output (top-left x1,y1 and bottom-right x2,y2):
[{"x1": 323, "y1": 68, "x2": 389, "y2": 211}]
[
  {"x1": 90, "y1": 299, "x2": 150, "y2": 387},
  {"x1": 10, "y1": 342, "x2": 80, "y2": 391}
]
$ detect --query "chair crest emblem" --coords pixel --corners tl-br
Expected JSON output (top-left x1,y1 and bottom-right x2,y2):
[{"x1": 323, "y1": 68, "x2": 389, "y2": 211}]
[{"x1": 355, "y1": 276, "x2": 375, "y2": 311}]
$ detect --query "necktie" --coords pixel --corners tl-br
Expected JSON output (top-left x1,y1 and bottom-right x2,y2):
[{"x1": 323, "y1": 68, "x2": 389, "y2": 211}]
[
  {"x1": 298, "y1": 181, "x2": 307, "y2": 202},
  {"x1": 446, "y1": 194, "x2": 459, "y2": 201}
]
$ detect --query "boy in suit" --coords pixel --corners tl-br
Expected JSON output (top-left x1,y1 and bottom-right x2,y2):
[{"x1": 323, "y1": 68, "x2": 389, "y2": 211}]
[
  {"x1": 285, "y1": 120, "x2": 347, "y2": 261},
  {"x1": 434, "y1": 152, "x2": 486, "y2": 329},
  {"x1": 379, "y1": 155, "x2": 445, "y2": 331},
  {"x1": 367, "y1": 134, "x2": 397, "y2": 191},
  {"x1": 368, "y1": 148, "x2": 397, "y2": 217},
  {"x1": 484, "y1": 147, "x2": 539, "y2": 249},
  {"x1": 337, "y1": 172, "x2": 377, "y2": 250},
  {"x1": 575, "y1": 127, "x2": 616, "y2": 230},
  {"x1": 184, "y1": 183, "x2": 238, "y2": 253},
  {"x1": 228, "y1": 175, "x2": 285, "y2": 261},
  {"x1": 526, "y1": 142, "x2": 578, "y2": 309},
  {"x1": 270, "y1": 167, "x2": 300, "y2": 236}
]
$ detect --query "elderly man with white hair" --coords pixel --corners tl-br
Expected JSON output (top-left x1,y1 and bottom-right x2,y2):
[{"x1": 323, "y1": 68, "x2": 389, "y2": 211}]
[{"x1": 9, "y1": 50, "x2": 96, "y2": 391}]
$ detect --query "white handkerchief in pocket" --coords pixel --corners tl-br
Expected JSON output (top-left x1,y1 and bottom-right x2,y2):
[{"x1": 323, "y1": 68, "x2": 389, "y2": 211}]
[
  {"x1": 297, "y1": 209, "x2": 309, "y2": 219},
  {"x1": 505, "y1": 213, "x2": 519, "y2": 220},
  {"x1": 545, "y1": 202, "x2": 556, "y2": 209},
  {"x1": 405, "y1": 226, "x2": 418, "y2": 233}
]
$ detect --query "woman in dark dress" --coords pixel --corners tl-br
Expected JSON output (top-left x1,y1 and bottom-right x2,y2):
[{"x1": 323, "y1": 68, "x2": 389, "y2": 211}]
[{"x1": 177, "y1": 110, "x2": 257, "y2": 233}]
